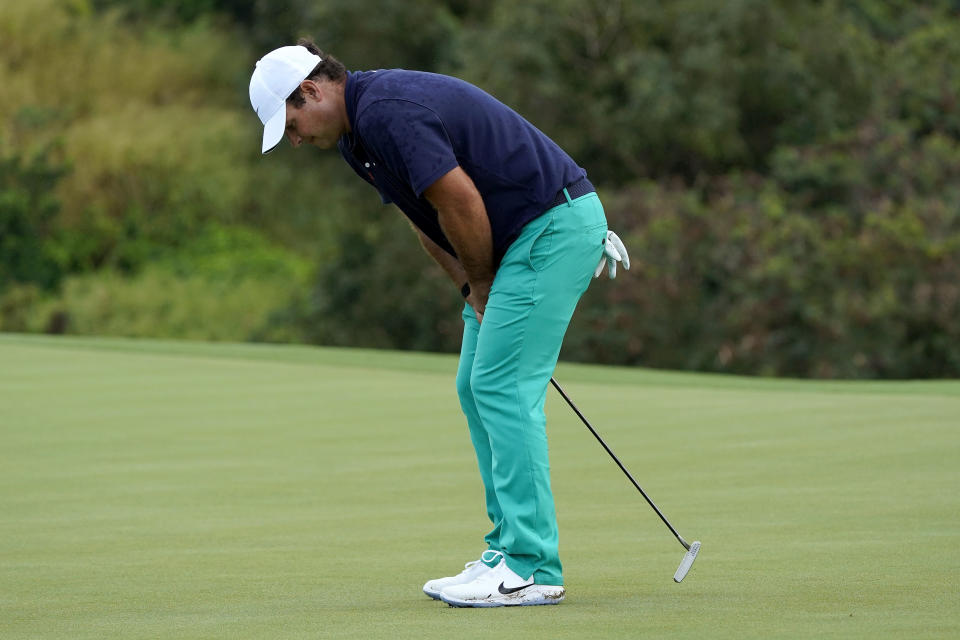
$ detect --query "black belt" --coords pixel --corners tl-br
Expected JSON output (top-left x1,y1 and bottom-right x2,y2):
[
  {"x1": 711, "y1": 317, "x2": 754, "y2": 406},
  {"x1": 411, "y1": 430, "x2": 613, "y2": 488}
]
[{"x1": 549, "y1": 177, "x2": 595, "y2": 208}]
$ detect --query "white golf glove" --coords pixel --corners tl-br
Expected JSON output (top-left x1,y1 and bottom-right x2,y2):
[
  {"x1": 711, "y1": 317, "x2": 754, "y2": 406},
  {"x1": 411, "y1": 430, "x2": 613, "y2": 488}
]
[{"x1": 594, "y1": 230, "x2": 630, "y2": 278}]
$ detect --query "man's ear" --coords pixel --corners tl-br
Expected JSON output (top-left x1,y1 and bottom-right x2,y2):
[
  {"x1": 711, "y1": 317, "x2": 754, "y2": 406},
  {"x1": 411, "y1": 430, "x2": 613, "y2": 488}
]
[{"x1": 300, "y1": 79, "x2": 322, "y2": 101}]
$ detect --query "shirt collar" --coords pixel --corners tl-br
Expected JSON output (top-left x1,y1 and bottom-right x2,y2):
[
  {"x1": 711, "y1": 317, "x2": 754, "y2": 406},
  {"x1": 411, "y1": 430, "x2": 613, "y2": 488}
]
[{"x1": 340, "y1": 70, "x2": 362, "y2": 151}]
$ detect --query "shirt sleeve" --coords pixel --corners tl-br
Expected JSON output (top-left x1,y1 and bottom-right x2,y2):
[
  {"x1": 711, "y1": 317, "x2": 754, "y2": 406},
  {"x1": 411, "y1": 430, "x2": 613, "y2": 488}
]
[{"x1": 356, "y1": 99, "x2": 460, "y2": 198}]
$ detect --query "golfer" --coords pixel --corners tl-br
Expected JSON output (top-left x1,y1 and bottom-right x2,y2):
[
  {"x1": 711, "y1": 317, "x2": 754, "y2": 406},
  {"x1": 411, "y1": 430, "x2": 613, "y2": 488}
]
[{"x1": 249, "y1": 40, "x2": 628, "y2": 607}]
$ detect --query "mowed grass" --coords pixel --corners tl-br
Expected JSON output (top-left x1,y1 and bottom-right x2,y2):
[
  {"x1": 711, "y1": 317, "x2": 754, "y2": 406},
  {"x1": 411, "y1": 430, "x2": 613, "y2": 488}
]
[{"x1": 1, "y1": 334, "x2": 957, "y2": 639}]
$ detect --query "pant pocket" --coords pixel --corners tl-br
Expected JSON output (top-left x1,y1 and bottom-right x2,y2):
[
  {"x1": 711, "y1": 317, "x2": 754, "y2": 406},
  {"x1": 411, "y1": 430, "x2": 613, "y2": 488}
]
[{"x1": 527, "y1": 214, "x2": 555, "y2": 272}]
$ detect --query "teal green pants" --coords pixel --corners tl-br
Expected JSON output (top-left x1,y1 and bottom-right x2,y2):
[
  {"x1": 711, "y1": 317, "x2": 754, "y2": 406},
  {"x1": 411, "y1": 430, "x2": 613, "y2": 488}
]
[{"x1": 456, "y1": 191, "x2": 607, "y2": 585}]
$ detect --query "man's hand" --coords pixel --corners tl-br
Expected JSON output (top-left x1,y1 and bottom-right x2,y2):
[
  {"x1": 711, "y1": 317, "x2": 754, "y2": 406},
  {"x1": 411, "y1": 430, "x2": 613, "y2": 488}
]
[
  {"x1": 466, "y1": 280, "x2": 491, "y2": 323},
  {"x1": 595, "y1": 230, "x2": 631, "y2": 279}
]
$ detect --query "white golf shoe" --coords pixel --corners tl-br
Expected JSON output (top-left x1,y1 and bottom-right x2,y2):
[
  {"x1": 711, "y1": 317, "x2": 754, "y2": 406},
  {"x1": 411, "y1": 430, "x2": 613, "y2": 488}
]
[
  {"x1": 423, "y1": 550, "x2": 502, "y2": 599},
  {"x1": 439, "y1": 558, "x2": 565, "y2": 607}
]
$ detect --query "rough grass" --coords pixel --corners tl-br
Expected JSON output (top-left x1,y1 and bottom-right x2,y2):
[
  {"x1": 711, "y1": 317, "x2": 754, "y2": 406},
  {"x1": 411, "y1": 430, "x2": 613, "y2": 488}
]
[{"x1": 1, "y1": 334, "x2": 957, "y2": 639}]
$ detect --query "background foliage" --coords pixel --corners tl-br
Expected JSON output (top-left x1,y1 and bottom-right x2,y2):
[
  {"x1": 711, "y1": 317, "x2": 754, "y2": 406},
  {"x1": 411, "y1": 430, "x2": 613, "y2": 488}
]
[{"x1": 2, "y1": 0, "x2": 958, "y2": 378}]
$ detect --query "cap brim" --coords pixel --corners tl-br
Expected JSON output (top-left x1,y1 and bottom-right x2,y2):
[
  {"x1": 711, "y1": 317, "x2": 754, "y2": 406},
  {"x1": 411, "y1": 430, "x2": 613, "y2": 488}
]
[{"x1": 261, "y1": 105, "x2": 286, "y2": 154}]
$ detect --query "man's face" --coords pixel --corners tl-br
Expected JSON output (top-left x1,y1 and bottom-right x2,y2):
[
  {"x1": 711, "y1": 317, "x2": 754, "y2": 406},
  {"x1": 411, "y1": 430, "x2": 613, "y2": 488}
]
[{"x1": 284, "y1": 80, "x2": 344, "y2": 150}]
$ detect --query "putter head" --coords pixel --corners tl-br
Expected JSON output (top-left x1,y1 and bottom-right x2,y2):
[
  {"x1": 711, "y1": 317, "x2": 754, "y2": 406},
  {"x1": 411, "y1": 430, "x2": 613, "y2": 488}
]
[{"x1": 673, "y1": 540, "x2": 700, "y2": 583}]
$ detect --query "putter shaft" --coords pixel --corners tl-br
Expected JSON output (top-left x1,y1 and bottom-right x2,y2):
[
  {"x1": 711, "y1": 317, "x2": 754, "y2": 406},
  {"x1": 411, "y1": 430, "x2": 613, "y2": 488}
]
[{"x1": 549, "y1": 377, "x2": 691, "y2": 550}]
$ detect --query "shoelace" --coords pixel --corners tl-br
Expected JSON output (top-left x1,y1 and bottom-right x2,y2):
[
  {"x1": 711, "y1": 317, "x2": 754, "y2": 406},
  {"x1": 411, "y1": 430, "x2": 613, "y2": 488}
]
[{"x1": 456, "y1": 550, "x2": 503, "y2": 577}]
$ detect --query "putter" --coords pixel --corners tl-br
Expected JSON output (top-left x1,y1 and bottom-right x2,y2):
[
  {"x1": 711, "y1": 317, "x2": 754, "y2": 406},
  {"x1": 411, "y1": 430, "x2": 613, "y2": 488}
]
[{"x1": 549, "y1": 377, "x2": 701, "y2": 582}]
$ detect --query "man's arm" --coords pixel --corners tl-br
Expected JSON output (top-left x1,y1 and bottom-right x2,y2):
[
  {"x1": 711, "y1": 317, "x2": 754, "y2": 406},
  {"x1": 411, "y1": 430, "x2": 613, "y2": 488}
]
[
  {"x1": 414, "y1": 226, "x2": 468, "y2": 290},
  {"x1": 423, "y1": 166, "x2": 495, "y2": 319}
]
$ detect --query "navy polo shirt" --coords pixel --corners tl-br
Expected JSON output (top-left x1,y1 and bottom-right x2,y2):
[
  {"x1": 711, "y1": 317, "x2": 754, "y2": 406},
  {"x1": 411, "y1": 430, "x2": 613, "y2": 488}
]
[{"x1": 337, "y1": 70, "x2": 586, "y2": 263}]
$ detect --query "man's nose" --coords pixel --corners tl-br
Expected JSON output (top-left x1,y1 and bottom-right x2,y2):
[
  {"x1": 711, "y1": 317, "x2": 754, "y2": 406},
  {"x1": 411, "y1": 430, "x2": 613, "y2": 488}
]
[{"x1": 286, "y1": 129, "x2": 302, "y2": 147}]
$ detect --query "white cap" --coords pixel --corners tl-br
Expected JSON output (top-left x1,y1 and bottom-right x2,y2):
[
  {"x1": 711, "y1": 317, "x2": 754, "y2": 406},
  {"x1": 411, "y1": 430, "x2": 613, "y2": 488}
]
[{"x1": 249, "y1": 46, "x2": 322, "y2": 154}]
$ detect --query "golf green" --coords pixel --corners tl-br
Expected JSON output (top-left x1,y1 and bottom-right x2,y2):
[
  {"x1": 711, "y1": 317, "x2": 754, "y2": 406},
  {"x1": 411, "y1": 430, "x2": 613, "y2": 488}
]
[{"x1": 1, "y1": 334, "x2": 957, "y2": 639}]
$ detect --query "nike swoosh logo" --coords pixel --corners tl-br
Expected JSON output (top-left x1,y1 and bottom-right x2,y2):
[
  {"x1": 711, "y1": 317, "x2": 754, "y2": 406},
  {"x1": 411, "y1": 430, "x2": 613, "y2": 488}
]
[{"x1": 498, "y1": 581, "x2": 530, "y2": 595}]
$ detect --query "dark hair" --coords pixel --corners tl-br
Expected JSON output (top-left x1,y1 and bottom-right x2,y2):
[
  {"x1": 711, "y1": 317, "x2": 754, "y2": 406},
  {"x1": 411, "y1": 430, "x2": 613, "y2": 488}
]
[{"x1": 287, "y1": 38, "x2": 346, "y2": 107}]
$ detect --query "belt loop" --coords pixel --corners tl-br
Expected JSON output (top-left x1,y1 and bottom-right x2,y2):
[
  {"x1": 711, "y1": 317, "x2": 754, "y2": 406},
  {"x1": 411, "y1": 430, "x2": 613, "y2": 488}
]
[{"x1": 562, "y1": 187, "x2": 573, "y2": 207}]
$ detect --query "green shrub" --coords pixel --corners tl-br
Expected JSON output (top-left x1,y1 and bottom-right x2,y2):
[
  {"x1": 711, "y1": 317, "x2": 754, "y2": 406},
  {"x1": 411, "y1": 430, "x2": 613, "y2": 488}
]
[
  {"x1": 27, "y1": 269, "x2": 287, "y2": 340},
  {"x1": 2, "y1": 224, "x2": 312, "y2": 341},
  {"x1": 884, "y1": 20, "x2": 960, "y2": 137},
  {"x1": 566, "y1": 122, "x2": 960, "y2": 378},
  {"x1": 1, "y1": 0, "x2": 254, "y2": 274},
  {"x1": 0, "y1": 142, "x2": 68, "y2": 292}
]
